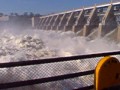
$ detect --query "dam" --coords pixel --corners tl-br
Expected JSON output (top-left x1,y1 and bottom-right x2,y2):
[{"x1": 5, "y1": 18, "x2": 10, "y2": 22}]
[{"x1": 33, "y1": 1, "x2": 120, "y2": 41}]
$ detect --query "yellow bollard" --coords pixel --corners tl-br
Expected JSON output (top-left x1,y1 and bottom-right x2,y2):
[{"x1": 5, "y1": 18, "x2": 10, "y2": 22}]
[{"x1": 95, "y1": 56, "x2": 120, "y2": 90}]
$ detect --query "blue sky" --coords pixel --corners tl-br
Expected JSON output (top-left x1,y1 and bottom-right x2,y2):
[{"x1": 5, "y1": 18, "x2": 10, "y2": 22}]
[{"x1": 0, "y1": 0, "x2": 111, "y2": 15}]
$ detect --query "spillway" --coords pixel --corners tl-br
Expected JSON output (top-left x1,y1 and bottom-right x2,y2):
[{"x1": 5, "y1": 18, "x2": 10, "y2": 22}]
[{"x1": 32, "y1": 1, "x2": 120, "y2": 42}]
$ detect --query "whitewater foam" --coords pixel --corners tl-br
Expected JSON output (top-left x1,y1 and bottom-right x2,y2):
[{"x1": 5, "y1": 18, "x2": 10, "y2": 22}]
[{"x1": 0, "y1": 29, "x2": 119, "y2": 90}]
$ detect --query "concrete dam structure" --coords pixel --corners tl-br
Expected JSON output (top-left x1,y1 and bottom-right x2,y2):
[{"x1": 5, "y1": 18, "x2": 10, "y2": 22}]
[{"x1": 33, "y1": 2, "x2": 120, "y2": 41}]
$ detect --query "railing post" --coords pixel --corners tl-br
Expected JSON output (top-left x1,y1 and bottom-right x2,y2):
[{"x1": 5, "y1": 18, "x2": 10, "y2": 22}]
[{"x1": 95, "y1": 56, "x2": 120, "y2": 90}]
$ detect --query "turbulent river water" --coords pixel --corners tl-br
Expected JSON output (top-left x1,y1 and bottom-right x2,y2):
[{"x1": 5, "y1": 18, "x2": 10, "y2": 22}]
[{"x1": 0, "y1": 29, "x2": 120, "y2": 90}]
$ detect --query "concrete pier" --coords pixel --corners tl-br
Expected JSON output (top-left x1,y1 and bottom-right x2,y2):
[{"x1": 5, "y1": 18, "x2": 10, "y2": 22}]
[
  {"x1": 72, "y1": 9, "x2": 85, "y2": 33},
  {"x1": 83, "y1": 7, "x2": 99, "y2": 37},
  {"x1": 57, "y1": 13, "x2": 69, "y2": 30},
  {"x1": 98, "y1": 4, "x2": 117, "y2": 37}
]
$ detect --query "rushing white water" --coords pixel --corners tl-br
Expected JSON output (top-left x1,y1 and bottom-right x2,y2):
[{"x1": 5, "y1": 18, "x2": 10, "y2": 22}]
[
  {"x1": 0, "y1": 29, "x2": 119, "y2": 62},
  {"x1": 0, "y1": 29, "x2": 119, "y2": 90}
]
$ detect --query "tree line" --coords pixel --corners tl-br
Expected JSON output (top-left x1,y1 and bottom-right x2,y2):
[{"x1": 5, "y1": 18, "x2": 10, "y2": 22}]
[{"x1": 0, "y1": 12, "x2": 42, "y2": 17}]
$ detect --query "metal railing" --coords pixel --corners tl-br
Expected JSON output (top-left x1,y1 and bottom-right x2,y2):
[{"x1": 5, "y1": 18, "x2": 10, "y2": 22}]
[{"x1": 0, "y1": 51, "x2": 120, "y2": 90}]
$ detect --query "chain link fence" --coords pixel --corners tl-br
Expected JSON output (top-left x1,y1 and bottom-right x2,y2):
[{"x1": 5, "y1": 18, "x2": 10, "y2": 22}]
[{"x1": 0, "y1": 51, "x2": 119, "y2": 90}]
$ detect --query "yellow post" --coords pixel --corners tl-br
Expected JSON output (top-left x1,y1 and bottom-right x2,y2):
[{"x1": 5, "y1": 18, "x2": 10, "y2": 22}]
[{"x1": 95, "y1": 56, "x2": 120, "y2": 90}]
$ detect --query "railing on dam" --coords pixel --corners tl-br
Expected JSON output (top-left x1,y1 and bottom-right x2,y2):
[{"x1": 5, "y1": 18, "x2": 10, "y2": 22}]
[{"x1": 0, "y1": 51, "x2": 120, "y2": 89}]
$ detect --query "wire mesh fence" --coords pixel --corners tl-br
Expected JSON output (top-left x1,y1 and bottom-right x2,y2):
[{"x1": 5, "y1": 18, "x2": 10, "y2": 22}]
[{"x1": 0, "y1": 51, "x2": 120, "y2": 90}]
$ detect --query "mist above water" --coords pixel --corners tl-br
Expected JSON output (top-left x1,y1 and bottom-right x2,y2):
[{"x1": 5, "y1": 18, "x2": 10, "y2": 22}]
[{"x1": 0, "y1": 28, "x2": 119, "y2": 62}]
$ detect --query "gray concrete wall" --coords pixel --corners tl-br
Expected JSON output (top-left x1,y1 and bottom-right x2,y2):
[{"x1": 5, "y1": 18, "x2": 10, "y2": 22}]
[
  {"x1": 57, "y1": 13, "x2": 70, "y2": 30},
  {"x1": 72, "y1": 9, "x2": 85, "y2": 33}
]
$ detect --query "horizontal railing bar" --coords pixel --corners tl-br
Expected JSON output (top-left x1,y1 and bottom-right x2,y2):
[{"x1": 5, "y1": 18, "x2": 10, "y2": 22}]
[
  {"x1": 0, "y1": 70, "x2": 94, "y2": 89},
  {"x1": 73, "y1": 85, "x2": 94, "y2": 90},
  {"x1": 0, "y1": 51, "x2": 119, "y2": 68}
]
